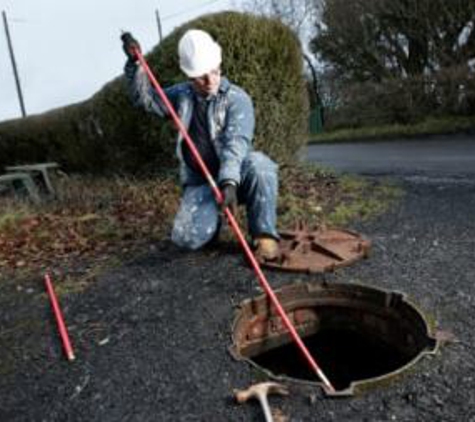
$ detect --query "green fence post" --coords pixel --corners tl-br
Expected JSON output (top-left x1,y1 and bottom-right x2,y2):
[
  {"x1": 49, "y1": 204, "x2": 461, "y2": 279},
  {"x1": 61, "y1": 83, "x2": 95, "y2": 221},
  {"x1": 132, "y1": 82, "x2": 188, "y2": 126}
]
[{"x1": 309, "y1": 106, "x2": 323, "y2": 134}]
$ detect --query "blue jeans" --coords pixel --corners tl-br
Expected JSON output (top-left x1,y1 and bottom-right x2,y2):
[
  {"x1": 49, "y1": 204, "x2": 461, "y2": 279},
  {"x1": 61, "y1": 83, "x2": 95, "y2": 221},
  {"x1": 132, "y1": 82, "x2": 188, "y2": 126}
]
[{"x1": 171, "y1": 151, "x2": 278, "y2": 249}]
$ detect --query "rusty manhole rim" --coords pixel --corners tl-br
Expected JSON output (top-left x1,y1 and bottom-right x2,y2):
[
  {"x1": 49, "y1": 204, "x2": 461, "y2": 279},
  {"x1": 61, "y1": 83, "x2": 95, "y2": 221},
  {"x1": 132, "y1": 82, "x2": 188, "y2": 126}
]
[{"x1": 230, "y1": 281, "x2": 441, "y2": 397}]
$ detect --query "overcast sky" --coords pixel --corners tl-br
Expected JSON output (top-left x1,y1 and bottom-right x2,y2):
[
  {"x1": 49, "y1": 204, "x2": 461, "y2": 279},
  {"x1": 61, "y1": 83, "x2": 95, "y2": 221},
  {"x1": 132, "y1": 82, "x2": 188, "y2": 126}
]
[{"x1": 0, "y1": 0, "x2": 237, "y2": 122}]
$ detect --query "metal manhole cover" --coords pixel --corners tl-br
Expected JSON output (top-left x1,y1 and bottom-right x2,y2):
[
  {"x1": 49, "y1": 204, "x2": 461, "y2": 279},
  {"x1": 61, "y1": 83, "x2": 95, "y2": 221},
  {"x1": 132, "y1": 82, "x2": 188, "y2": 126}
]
[
  {"x1": 258, "y1": 224, "x2": 371, "y2": 273},
  {"x1": 230, "y1": 282, "x2": 441, "y2": 396}
]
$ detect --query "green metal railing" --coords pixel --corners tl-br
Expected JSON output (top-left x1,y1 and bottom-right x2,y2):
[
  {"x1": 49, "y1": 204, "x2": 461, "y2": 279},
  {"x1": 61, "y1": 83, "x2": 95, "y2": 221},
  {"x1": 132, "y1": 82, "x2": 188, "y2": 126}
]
[{"x1": 309, "y1": 106, "x2": 324, "y2": 134}]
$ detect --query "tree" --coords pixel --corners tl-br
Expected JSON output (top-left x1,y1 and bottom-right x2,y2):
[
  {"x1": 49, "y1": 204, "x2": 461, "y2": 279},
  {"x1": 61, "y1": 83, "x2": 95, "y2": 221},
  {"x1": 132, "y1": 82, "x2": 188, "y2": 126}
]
[
  {"x1": 312, "y1": 0, "x2": 475, "y2": 82},
  {"x1": 307, "y1": 0, "x2": 475, "y2": 128},
  {"x1": 239, "y1": 1, "x2": 325, "y2": 110},
  {"x1": 239, "y1": 0, "x2": 321, "y2": 42}
]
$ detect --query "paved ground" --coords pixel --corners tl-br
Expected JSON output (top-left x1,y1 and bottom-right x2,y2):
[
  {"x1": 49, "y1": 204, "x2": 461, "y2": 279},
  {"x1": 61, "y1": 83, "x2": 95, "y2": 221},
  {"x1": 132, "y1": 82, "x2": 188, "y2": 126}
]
[
  {"x1": 1, "y1": 157, "x2": 475, "y2": 420},
  {"x1": 306, "y1": 134, "x2": 475, "y2": 178}
]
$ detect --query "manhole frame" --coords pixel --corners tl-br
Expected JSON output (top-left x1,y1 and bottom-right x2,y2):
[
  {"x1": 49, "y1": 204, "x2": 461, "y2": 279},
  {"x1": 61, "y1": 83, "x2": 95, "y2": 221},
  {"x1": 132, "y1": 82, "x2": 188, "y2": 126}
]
[{"x1": 229, "y1": 281, "x2": 440, "y2": 397}]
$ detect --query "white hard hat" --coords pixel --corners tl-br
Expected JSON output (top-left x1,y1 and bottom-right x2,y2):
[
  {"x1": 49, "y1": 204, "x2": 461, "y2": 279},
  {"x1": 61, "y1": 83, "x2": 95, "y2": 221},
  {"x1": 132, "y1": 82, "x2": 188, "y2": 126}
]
[{"x1": 178, "y1": 29, "x2": 222, "y2": 78}]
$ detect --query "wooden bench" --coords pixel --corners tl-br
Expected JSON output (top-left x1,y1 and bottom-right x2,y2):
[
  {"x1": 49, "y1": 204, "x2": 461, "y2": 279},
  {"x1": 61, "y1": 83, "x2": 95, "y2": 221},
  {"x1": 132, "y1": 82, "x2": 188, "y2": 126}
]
[
  {"x1": 0, "y1": 172, "x2": 40, "y2": 203},
  {"x1": 6, "y1": 162, "x2": 59, "y2": 198}
]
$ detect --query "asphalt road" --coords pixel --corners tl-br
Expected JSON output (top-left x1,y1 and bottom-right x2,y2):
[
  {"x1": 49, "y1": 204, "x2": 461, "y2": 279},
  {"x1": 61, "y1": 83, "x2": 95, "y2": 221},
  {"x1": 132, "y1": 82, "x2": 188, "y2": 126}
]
[{"x1": 306, "y1": 134, "x2": 475, "y2": 178}]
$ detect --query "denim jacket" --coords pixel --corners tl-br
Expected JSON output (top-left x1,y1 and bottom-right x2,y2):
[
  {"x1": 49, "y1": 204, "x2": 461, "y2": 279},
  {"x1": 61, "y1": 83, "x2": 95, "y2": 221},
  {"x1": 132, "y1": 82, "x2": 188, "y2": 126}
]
[{"x1": 124, "y1": 61, "x2": 255, "y2": 187}]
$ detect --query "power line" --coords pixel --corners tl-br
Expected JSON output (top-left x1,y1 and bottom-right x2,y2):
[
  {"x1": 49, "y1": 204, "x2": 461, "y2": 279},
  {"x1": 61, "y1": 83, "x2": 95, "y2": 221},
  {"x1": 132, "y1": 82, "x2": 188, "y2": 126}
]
[
  {"x1": 3, "y1": 1, "x2": 231, "y2": 27},
  {"x1": 9, "y1": 18, "x2": 28, "y2": 23},
  {"x1": 161, "y1": 0, "x2": 226, "y2": 21}
]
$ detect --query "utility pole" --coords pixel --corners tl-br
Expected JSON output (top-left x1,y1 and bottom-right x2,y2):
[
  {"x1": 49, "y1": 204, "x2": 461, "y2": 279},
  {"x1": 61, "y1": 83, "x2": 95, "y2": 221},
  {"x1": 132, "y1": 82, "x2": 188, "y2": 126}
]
[
  {"x1": 2, "y1": 10, "x2": 27, "y2": 117},
  {"x1": 155, "y1": 8, "x2": 163, "y2": 43}
]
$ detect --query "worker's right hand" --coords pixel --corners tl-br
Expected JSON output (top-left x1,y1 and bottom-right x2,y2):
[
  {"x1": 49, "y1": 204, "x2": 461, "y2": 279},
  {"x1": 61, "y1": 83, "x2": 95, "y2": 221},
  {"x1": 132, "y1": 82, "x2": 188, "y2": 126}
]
[
  {"x1": 121, "y1": 32, "x2": 141, "y2": 62},
  {"x1": 220, "y1": 182, "x2": 238, "y2": 216}
]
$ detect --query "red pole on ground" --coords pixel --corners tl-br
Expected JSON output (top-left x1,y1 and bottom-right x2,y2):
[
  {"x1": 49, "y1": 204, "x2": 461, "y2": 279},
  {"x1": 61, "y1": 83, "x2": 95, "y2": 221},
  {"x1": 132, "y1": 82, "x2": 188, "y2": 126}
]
[
  {"x1": 134, "y1": 49, "x2": 335, "y2": 393},
  {"x1": 44, "y1": 273, "x2": 75, "y2": 361}
]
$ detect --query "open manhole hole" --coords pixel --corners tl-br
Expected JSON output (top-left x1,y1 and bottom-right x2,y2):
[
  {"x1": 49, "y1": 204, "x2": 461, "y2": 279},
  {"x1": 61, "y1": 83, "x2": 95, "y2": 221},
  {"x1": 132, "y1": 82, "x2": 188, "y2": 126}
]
[{"x1": 230, "y1": 282, "x2": 440, "y2": 396}]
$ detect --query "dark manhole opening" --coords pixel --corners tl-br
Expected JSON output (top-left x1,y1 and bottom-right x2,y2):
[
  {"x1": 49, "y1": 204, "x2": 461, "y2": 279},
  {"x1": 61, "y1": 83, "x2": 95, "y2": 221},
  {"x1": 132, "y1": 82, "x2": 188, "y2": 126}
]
[
  {"x1": 253, "y1": 326, "x2": 410, "y2": 391},
  {"x1": 231, "y1": 282, "x2": 439, "y2": 395}
]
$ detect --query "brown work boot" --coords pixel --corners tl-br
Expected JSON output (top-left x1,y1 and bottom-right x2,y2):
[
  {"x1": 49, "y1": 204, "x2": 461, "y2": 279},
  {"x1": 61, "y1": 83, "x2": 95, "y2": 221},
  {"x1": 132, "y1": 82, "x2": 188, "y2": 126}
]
[{"x1": 255, "y1": 236, "x2": 280, "y2": 261}]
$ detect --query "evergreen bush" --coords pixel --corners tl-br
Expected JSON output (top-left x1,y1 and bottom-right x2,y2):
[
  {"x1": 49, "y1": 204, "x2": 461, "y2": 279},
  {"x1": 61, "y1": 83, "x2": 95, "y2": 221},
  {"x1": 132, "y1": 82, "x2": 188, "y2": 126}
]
[{"x1": 0, "y1": 12, "x2": 307, "y2": 174}]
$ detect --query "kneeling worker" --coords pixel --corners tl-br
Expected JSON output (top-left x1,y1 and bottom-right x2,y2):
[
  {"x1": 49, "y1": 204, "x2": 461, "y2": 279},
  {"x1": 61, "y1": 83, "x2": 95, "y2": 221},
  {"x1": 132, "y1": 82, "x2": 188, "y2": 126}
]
[{"x1": 121, "y1": 29, "x2": 279, "y2": 260}]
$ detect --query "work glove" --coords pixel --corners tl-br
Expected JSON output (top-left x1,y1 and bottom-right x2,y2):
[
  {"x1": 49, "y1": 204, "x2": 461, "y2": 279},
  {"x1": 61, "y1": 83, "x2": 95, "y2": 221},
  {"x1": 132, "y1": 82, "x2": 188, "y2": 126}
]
[
  {"x1": 121, "y1": 32, "x2": 141, "y2": 62},
  {"x1": 220, "y1": 182, "x2": 238, "y2": 215}
]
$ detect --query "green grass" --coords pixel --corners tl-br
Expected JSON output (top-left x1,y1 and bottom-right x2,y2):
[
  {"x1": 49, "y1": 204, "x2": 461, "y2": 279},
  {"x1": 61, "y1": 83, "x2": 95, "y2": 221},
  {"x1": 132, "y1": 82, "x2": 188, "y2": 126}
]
[
  {"x1": 0, "y1": 206, "x2": 32, "y2": 231},
  {"x1": 278, "y1": 166, "x2": 403, "y2": 229},
  {"x1": 327, "y1": 176, "x2": 403, "y2": 227},
  {"x1": 309, "y1": 116, "x2": 475, "y2": 144}
]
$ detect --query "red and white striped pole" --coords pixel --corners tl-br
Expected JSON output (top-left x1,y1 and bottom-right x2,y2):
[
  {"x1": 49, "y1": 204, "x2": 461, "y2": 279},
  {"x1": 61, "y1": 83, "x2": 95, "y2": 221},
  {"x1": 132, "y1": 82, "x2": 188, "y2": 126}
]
[
  {"x1": 134, "y1": 49, "x2": 335, "y2": 393},
  {"x1": 44, "y1": 273, "x2": 75, "y2": 361}
]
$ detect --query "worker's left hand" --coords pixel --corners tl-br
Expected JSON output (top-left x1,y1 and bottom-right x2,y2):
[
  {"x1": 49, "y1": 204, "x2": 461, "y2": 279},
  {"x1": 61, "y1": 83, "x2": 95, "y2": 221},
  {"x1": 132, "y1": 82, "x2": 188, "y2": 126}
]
[
  {"x1": 121, "y1": 32, "x2": 141, "y2": 62},
  {"x1": 221, "y1": 182, "x2": 238, "y2": 215}
]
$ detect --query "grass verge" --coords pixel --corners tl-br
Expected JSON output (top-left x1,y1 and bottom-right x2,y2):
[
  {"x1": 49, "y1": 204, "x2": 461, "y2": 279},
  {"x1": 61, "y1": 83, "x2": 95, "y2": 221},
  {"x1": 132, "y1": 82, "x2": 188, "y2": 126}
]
[
  {"x1": 0, "y1": 166, "x2": 402, "y2": 286},
  {"x1": 0, "y1": 175, "x2": 180, "y2": 284},
  {"x1": 309, "y1": 116, "x2": 475, "y2": 144},
  {"x1": 279, "y1": 166, "x2": 402, "y2": 229}
]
